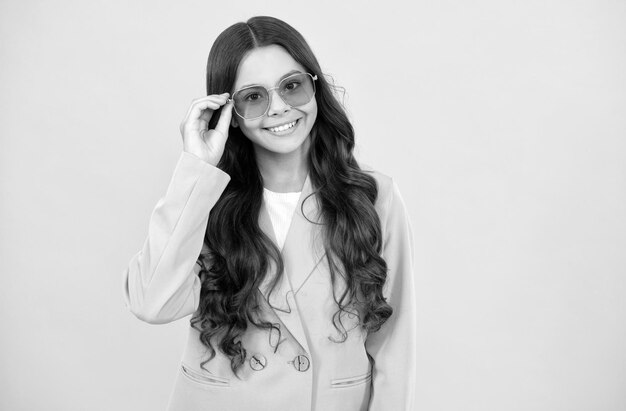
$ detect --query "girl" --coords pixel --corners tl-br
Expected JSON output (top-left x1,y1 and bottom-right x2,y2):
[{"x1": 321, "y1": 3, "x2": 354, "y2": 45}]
[{"x1": 123, "y1": 16, "x2": 416, "y2": 411}]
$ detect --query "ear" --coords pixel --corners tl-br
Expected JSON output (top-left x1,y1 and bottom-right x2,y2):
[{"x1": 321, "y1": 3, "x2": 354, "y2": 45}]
[{"x1": 231, "y1": 116, "x2": 239, "y2": 128}]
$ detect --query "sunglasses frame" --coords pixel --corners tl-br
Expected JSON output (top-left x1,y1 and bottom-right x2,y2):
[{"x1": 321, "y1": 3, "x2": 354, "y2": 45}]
[{"x1": 226, "y1": 72, "x2": 318, "y2": 120}]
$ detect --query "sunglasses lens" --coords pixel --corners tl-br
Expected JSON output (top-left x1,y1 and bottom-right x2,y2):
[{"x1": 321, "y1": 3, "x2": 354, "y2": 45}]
[
  {"x1": 232, "y1": 86, "x2": 269, "y2": 119},
  {"x1": 279, "y1": 74, "x2": 316, "y2": 107}
]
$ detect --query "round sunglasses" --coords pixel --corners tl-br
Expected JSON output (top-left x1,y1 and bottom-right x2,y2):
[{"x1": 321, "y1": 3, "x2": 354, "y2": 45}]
[{"x1": 227, "y1": 72, "x2": 318, "y2": 120}]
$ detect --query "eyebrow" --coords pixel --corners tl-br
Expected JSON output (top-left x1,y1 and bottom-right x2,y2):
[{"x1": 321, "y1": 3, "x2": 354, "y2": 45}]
[{"x1": 237, "y1": 69, "x2": 303, "y2": 90}]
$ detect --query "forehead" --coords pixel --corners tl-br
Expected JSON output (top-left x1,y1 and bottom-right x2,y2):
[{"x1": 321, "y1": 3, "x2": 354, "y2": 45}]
[{"x1": 233, "y1": 45, "x2": 306, "y2": 90}]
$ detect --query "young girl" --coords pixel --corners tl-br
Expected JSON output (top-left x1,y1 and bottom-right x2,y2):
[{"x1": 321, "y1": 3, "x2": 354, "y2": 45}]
[{"x1": 123, "y1": 16, "x2": 416, "y2": 411}]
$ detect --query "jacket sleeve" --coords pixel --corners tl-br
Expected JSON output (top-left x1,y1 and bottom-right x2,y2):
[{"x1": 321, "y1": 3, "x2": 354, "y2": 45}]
[
  {"x1": 365, "y1": 179, "x2": 417, "y2": 410},
  {"x1": 122, "y1": 151, "x2": 231, "y2": 324}
]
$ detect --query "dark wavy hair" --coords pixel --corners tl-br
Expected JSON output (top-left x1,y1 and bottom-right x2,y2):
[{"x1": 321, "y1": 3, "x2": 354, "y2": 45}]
[{"x1": 190, "y1": 16, "x2": 392, "y2": 376}]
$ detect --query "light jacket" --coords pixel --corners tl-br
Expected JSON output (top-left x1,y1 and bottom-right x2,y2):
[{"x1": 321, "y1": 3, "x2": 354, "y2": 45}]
[{"x1": 122, "y1": 151, "x2": 416, "y2": 411}]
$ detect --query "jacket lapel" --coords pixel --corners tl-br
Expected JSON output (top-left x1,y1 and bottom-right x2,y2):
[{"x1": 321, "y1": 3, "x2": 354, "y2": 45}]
[{"x1": 257, "y1": 172, "x2": 327, "y2": 352}]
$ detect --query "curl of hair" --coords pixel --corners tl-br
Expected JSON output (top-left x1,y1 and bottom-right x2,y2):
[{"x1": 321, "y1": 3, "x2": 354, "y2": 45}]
[{"x1": 190, "y1": 16, "x2": 392, "y2": 376}]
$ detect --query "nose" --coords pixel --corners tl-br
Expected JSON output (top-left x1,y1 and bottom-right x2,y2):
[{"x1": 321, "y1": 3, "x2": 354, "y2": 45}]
[{"x1": 267, "y1": 88, "x2": 290, "y2": 117}]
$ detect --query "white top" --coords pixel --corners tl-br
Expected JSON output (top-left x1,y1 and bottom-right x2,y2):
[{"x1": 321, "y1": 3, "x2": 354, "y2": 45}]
[{"x1": 262, "y1": 187, "x2": 301, "y2": 250}]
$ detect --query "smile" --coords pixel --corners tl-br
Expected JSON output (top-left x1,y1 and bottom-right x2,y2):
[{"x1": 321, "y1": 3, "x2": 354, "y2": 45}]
[{"x1": 265, "y1": 119, "x2": 299, "y2": 133}]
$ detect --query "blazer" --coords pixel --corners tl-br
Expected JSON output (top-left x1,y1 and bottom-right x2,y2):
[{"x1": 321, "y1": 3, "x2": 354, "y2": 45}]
[{"x1": 122, "y1": 151, "x2": 416, "y2": 411}]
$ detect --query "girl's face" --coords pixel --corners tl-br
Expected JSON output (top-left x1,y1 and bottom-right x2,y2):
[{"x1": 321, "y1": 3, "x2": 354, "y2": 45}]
[{"x1": 231, "y1": 45, "x2": 318, "y2": 157}]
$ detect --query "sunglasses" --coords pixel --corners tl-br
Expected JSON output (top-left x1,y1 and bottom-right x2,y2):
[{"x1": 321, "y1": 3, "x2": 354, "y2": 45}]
[{"x1": 227, "y1": 72, "x2": 318, "y2": 120}]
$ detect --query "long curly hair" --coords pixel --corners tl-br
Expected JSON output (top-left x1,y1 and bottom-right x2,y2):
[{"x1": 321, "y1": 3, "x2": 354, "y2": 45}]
[{"x1": 190, "y1": 16, "x2": 392, "y2": 376}]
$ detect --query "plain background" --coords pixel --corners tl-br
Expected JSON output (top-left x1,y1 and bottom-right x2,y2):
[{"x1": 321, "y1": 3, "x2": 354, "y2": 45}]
[{"x1": 1, "y1": 1, "x2": 625, "y2": 410}]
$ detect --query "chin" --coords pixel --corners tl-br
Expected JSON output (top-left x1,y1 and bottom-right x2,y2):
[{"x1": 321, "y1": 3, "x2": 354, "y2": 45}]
[{"x1": 262, "y1": 134, "x2": 310, "y2": 155}]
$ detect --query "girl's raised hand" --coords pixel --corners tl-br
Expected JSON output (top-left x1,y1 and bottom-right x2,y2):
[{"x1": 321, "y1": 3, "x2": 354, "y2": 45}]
[{"x1": 179, "y1": 93, "x2": 233, "y2": 166}]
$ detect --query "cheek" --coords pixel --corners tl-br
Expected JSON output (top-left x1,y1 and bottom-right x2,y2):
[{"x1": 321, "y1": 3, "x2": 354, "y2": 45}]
[
  {"x1": 237, "y1": 118, "x2": 263, "y2": 137},
  {"x1": 305, "y1": 100, "x2": 318, "y2": 124}
]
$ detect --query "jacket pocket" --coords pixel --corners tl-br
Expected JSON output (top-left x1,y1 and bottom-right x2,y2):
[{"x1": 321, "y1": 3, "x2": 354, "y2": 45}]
[
  {"x1": 331, "y1": 371, "x2": 372, "y2": 388},
  {"x1": 180, "y1": 363, "x2": 230, "y2": 387}
]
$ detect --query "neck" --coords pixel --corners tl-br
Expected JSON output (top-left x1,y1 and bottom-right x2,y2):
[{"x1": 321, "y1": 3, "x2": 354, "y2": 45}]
[{"x1": 254, "y1": 137, "x2": 310, "y2": 193}]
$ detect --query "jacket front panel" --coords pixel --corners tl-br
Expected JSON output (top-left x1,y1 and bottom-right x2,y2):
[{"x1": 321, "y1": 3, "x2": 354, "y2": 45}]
[
  {"x1": 173, "y1": 171, "x2": 373, "y2": 410},
  {"x1": 123, "y1": 151, "x2": 415, "y2": 411},
  {"x1": 173, "y1": 292, "x2": 371, "y2": 411}
]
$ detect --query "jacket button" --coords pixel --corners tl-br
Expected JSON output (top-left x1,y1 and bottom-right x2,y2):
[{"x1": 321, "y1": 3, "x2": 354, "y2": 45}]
[
  {"x1": 250, "y1": 354, "x2": 267, "y2": 371},
  {"x1": 292, "y1": 355, "x2": 310, "y2": 372}
]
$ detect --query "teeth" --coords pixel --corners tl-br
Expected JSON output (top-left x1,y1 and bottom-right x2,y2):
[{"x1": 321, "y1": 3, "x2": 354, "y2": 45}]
[{"x1": 268, "y1": 120, "x2": 297, "y2": 133}]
